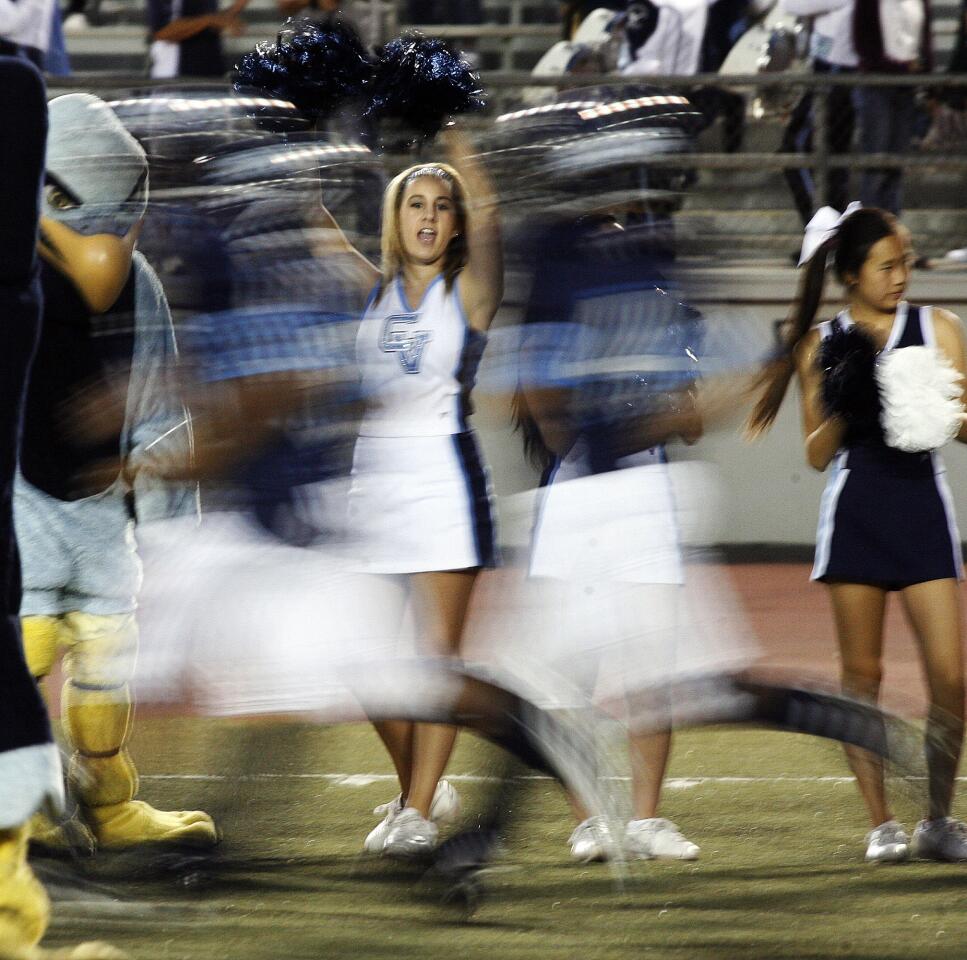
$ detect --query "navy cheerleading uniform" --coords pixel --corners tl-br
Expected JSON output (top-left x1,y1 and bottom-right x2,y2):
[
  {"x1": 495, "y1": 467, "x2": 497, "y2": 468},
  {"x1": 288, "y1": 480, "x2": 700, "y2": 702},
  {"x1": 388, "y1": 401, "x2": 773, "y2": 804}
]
[{"x1": 812, "y1": 302, "x2": 963, "y2": 589}]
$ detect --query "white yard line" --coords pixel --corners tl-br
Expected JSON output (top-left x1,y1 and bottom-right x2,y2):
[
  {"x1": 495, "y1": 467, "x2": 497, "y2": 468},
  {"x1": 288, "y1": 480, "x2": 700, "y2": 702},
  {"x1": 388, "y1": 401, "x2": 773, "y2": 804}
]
[{"x1": 140, "y1": 773, "x2": 961, "y2": 787}]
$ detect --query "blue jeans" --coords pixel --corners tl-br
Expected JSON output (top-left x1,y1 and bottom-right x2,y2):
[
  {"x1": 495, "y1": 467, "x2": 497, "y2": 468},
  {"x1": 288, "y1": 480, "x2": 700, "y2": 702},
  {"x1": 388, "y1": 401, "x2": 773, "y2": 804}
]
[
  {"x1": 853, "y1": 85, "x2": 917, "y2": 216},
  {"x1": 781, "y1": 60, "x2": 856, "y2": 225}
]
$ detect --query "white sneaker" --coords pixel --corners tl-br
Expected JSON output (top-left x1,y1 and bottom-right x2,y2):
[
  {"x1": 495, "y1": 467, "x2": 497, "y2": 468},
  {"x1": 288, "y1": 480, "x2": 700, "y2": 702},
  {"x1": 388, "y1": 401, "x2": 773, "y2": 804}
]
[
  {"x1": 363, "y1": 795, "x2": 404, "y2": 853},
  {"x1": 568, "y1": 816, "x2": 613, "y2": 862},
  {"x1": 429, "y1": 779, "x2": 461, "y2": 824},
  {"x1": 383, "y1": 807, "x2": 439, "y2": 859},
  {"x1": 865, "y1": 820, "x2": 910, "y2": 862},
  {"x1": 912, "y1": 817, "x2": 967, "y2": 862},
  {"x1": 944, "y1": 247, "x2": 967, "y2": 263},
  {"x1": 62, "y1": 12, "x2": 92, "y2": 32},
  {"x1": 363, "y1": 780, "x2": 460, "y2": 854},
  {"x1": 625, "y1": 818, "x2": 699, "y2": 861}
]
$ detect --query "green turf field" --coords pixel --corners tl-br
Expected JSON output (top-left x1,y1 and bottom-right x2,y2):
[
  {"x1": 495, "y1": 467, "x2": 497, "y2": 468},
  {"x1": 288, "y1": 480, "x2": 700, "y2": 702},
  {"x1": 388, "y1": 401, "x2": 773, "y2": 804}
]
[{"x1": 39, "y1": 720, "x2": 967, "y2": 960}]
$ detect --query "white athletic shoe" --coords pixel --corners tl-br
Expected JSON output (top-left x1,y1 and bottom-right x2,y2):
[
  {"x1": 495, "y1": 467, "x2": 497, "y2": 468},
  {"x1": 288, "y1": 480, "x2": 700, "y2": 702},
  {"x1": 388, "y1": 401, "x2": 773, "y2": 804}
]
[
  {"x1": 383, "y1": 808, "x2": 439, "y2": 859},
  {"x1": 944, "y1": 247, "x2": 967, "y2": 263},
  {"x1": 429, "y1": 779, "x2": 461, "y2": 824},
  {"x1": 911, "y1": 817, "x2": 967, "y2": 862},
  {"x1": 568, "y1": 816, "x2": 613, "y2": 862},
  {"x1": 363, "y1": 780, "x2": 460, "y2": 854},
  {"x1": 62, "y1": 12, "x2": 92, "y2": 32},
  {"x1": 624, "y1": 818, "x2": 700, "y2": 861},
  {"x1": 864, "y1": 820, "x2": 910, "y2": 862},
  {"x1": 363, "y1": 795, "x2": 404, "y2": 853}
]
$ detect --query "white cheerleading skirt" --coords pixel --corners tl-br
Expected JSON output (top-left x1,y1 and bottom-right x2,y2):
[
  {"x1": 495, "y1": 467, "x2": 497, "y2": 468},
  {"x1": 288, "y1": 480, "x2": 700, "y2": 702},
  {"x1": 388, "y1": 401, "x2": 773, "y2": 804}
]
[
  {"x1": 347, "y1": 432, "x2": 497, "y2": 574},
  {"x1": 529, "y1": 447, "x2": 684, "y2": 585}
]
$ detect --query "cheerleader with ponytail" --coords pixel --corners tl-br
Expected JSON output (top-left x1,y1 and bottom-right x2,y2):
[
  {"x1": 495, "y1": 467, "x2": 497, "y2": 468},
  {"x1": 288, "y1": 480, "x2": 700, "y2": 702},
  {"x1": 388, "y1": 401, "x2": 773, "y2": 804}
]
[{"x1": 750, "y1": 204, "x2": 967, "y2": 863}]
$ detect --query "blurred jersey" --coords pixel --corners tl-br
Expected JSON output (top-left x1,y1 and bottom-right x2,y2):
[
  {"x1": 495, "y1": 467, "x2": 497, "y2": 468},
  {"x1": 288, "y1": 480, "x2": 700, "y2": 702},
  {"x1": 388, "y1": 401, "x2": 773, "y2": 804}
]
[{"x1": 519, "y1": 217, "x2": 704, "y2": 476}]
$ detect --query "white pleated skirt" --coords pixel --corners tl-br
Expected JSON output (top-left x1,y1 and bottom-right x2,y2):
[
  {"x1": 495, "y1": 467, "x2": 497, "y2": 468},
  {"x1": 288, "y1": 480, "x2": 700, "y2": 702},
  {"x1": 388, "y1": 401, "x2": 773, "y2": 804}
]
[{"x1": 347, "y1": 432, "x2": 497, "y2": 574}]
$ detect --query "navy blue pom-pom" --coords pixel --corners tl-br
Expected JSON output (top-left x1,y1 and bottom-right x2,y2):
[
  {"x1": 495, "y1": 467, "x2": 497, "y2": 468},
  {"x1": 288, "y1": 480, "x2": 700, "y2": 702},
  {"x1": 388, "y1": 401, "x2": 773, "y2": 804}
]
[
  {"x1": 234, "y1": 18, "x2": 371, "y2": 117},
  {"x1": 364, "y1": 32, "x2": 485, "y2": 141},
  {"x1": 818, "y1": 324, "x2": 882, "y2": 438}
]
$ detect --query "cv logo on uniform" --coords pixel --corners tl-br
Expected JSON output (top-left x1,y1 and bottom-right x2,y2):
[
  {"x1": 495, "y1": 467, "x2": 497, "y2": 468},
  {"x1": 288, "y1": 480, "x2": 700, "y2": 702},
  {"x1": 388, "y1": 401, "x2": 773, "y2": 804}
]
[{"x1": 381, "y1": 313, "x2": 432, "y2": 374}]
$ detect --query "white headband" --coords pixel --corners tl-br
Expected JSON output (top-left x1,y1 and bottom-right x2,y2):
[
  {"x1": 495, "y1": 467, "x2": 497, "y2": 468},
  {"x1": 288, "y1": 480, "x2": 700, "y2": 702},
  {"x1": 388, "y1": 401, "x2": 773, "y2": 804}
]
[
  {"x1": 798, "y1": 201, "x2": 863, "y2": 267},
  {"x1": 403, "y1": 165, "x2": 453, "y2": 188}
]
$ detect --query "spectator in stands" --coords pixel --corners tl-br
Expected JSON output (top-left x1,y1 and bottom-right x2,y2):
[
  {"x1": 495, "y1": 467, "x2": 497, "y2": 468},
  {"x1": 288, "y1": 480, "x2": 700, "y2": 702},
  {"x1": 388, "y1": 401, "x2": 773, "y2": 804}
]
[
  {"x1": 936, "y1": 0, "x2": 967, "y2": 261},
  {"x1": 618, "y1": 0, "x2": 691, "y2": 74},
  {"x1": 561, "y1": 0, "x2": 626, "y2": 40},
  {"x1": 614, "y1": 0, "x2": 747, "y2": 151},
  {"x1": 700, "y1": 0, "x2": 754, "y2": 70},
  {"x1": 951, "y1": 0, "x2": 967, "y2": 80},
  {"x1": 0, "y1": 0, "x2": 55, "y2": 66},
  {"x1": 62, "y1": 0, "x2": 101, "y2": 33},
  {"x1": 852, "y1": 0, "x2": 932, "y2": 215},
  {"x1": 924, "y1": 0, "x2": 967, "y2": 139},
  {"x1": 779, "y1": 0, "x2": 858, "y2": 226},
  {"x1": 674, "y1": 0, "x2": 747, "y2": 153},
  {"x1": 692, "y1": 0, "x2": 748, "y2": 152},
  {"x1": 148, "y1": 0, "x2": 250, "y2": 79}
]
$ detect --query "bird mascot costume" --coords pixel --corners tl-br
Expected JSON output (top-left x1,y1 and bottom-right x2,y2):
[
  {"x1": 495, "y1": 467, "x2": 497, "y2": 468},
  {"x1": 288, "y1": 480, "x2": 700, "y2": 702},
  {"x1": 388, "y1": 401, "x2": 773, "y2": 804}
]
[{"x1": 16, "y1": 92, "x2": 217, "y2": 853}]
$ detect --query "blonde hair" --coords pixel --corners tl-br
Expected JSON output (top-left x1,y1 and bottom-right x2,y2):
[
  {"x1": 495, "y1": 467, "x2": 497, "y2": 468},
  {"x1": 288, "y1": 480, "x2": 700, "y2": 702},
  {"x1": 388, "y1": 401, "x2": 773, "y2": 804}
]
[{"x1": 377, "y1": 162, "x2": 469, "y2": 302}]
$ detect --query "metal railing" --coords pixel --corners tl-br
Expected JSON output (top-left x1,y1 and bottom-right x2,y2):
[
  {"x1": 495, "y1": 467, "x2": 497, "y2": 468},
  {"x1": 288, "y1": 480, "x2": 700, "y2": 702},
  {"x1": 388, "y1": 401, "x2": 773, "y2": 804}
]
[{"x1": 45, "y1": 70, "x2": 967, "y2": 253}]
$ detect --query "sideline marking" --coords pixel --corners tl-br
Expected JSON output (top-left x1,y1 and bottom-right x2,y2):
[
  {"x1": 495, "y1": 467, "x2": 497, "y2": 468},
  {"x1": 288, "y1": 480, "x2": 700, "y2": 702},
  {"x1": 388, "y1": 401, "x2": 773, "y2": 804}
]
[{"x1": 140, "y1": 773, "x2": 955, "y2": 787}]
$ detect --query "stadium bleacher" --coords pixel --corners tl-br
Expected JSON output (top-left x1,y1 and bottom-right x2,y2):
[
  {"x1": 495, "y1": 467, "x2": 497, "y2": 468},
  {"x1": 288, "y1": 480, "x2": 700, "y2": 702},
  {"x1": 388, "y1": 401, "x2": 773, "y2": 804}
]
[
  {"x1": 56, "y1": 0, "x2": 967, "y2": 260},
  {"x1": 62, "y1": 0, "x2": 560, "y2": 73},
  {"x1": 62, "y1": 0, "x2": 965, "y2": 74}
]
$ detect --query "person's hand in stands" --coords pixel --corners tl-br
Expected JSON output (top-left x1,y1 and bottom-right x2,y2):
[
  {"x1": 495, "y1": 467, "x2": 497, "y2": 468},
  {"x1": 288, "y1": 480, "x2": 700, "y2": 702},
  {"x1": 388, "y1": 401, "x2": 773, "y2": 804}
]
[
  {"x1": 219, "y1": 0, "x2": 249, "y2": 33},
  {"x1": 212, "y1": 10, "x2": 247, "y2": 36},
  {"x1": 154, "y1": 0, "x2": 250, "y2": 42}
]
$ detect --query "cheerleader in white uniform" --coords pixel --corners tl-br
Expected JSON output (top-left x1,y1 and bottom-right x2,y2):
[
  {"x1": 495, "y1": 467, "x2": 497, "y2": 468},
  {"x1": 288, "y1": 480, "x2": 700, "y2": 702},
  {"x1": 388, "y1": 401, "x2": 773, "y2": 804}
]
[
  {"x1": 321, "y1": 139, "x2": 503, "y2": 858},
  {"x1": 512, "y1": 215, "x2": 729, "y2": 864},
  {"x1": 749, "y1": 205, "x2": 967, "y2": 862}
]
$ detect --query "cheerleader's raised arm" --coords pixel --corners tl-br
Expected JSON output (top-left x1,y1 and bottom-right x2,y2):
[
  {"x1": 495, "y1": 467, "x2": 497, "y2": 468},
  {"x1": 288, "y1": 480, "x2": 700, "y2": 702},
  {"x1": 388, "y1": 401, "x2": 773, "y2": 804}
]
[{"x1": 442, "y1": 129, "x2": 503, "y2": 333}]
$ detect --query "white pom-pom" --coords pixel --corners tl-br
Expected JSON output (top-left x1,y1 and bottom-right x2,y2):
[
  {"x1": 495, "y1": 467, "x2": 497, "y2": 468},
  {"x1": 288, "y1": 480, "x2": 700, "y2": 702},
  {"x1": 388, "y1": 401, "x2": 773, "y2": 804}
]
[{"x1": 876, "y1": 346, "x2": 965, "y2": 452}]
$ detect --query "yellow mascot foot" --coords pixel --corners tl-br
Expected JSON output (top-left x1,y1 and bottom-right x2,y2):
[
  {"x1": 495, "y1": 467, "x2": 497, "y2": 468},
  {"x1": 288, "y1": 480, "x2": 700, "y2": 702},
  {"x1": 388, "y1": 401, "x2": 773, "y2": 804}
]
[
  {"x1": 0, "y1": 826, "x2": 126, "y2": 960},
  {"x1": 85, "y1": 801, "x2": 218, "y2": 850},
  {"x1": 0, "y1": 837, "x2": 50, "y2": 957}
]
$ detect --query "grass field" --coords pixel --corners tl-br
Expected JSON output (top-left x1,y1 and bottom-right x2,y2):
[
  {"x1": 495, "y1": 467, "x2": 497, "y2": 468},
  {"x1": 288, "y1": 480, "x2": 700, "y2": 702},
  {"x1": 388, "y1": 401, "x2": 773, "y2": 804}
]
[{"x1": 35, "y1": 717, "x2": 967, "y2": 960}]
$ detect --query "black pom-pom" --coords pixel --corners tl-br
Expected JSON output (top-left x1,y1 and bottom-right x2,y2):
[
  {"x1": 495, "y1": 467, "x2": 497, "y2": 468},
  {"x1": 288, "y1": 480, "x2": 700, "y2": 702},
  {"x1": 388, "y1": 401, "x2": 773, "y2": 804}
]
[
  {"x1": 234, "y1": 18, "x2": 371, "y2": 118},
  {"x1": 817, "y1": 323, "x2": 882, "y2": 436},
  {"x1": 364, "y1": 32, "x2": 485, "y2": 143}
]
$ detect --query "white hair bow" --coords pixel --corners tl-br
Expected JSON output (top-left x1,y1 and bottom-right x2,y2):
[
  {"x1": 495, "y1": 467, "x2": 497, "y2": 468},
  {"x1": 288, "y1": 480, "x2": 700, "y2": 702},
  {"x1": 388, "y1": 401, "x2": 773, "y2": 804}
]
[{"x1": 797, "y1": 201, "x2": 863, "y2": 267}]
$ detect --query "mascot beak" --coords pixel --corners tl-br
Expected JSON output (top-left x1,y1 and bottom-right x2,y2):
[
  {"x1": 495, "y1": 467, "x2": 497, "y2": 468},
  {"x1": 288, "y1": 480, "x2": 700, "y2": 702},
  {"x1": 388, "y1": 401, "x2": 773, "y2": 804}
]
[{"x1": 37, "y1": 217, "x2": 140, "y2": 314}]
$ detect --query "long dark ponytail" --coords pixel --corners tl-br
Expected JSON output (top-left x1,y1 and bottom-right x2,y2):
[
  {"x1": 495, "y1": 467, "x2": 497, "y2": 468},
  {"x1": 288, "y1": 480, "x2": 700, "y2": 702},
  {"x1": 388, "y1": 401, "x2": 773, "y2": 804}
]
[
  {"x1": 746, "y1": 207, "x2": 898, "y2": 435},
  {"x1": 512, "y1": 388, "x2": 556, "y2": 473}
]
